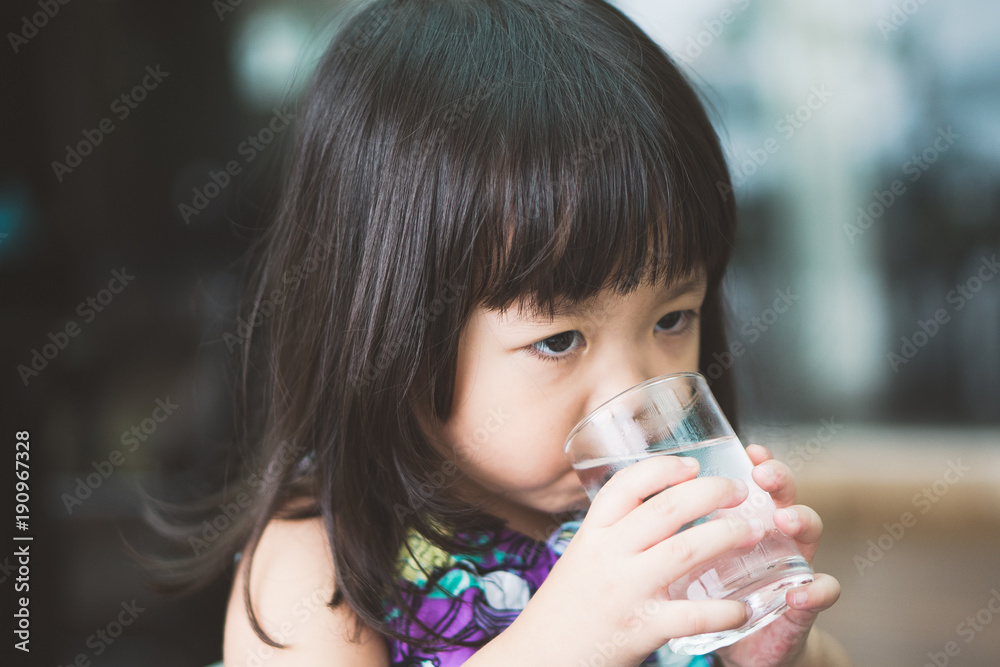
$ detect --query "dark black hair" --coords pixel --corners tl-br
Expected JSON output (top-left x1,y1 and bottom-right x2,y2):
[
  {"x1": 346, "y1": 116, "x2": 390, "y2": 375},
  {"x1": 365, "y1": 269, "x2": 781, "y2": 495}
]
[{"x1": 146, "y1": 0, "x2": 738, "y2": 655}]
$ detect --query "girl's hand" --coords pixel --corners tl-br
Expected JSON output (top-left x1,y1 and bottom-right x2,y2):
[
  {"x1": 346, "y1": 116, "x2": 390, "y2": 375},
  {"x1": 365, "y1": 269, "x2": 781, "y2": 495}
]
[
  {"x1": 715, "y1": 444, "x2": 845, "y2": 667},
  {"x1": 477, "y1": 454, "x2": 766, "y2": 667}
]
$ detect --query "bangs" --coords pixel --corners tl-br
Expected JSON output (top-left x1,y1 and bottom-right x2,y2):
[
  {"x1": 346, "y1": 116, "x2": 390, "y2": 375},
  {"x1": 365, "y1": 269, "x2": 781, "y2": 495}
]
[
  {"x1": 438, "y1": 5, "x2": 737, "y2": 319},
  {"x1": 471, "y1": 112, "x2": 733, "y2": 320}
]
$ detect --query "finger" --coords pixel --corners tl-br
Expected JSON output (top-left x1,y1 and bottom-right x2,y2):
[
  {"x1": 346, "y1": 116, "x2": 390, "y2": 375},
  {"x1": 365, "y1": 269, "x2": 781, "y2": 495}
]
[
  {"x1": 717, "y1": 575, "x2": 841, "y2": 657},
  {"x1": 639, "y1": 512, "x2": 766, "y2": 588},
  {"x1": 618, "y1": 476, "x2": 751, "y2": 552},
  {"x1": 773, "y1": 504, "x2": 823, "y2": 561},
  {"x1": 583, "y1": 454, "x2": 700, "y2": 529},
  {"x1": 637, "y1": 599, "x2": 749, "y2": 644},
  {"x1": 751, "y1": 457, "x2": 797, "y2": 508},
  {"x1": 745, "y1": 443, "x2": 773, "y2": 466},
  {"x1": 785, "y1": 573, "x2": 841, "y2": 614}
]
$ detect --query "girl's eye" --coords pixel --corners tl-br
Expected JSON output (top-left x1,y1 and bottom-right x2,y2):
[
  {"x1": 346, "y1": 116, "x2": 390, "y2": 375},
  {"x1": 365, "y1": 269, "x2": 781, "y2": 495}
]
[
  {"x1": 526, "y1": 311, "x2": 697, "y2": 362},
  {"x1": 655, "y1": 310, "x2": 698, "y2": 334},
  {"x1": 528, "y1": 331, "x2": 582, "y2": 360}
]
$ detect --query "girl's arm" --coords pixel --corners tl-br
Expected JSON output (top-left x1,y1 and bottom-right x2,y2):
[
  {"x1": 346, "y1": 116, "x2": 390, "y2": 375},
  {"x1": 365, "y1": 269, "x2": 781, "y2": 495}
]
[{"x1": 223, "y1": 516, "x2": 390, "y2": 666}]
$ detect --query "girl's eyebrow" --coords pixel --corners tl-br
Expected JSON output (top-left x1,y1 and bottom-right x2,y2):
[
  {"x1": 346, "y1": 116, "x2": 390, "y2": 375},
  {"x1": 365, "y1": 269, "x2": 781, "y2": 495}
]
[{"x1": 507, "y1": 276, "x2": 707, "y2": 325}]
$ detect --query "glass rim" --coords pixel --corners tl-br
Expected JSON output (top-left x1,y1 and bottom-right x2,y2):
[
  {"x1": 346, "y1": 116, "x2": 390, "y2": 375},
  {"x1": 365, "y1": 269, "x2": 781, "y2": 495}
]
[{"x1": 563, "y1": 371, "x2": 706, "y2": 454}]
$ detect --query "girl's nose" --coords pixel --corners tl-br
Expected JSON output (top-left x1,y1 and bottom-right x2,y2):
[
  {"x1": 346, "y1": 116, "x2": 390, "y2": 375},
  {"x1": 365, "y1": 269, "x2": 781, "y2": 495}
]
[{"x1": 583, "y1": 353, "x2": 656, "y2": 417}]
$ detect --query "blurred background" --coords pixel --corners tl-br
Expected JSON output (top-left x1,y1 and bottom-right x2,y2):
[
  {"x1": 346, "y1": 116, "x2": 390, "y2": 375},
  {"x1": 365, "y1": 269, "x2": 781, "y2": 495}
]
[{"x1": 1, "y1": 0, "x2": 997, "y2": 665}]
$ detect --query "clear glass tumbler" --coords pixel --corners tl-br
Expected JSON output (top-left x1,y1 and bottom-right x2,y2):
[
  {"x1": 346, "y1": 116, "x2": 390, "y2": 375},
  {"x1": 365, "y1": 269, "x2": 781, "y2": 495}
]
[{"x1": 564, "y1": 372, "x2": 814, "y2": 655}]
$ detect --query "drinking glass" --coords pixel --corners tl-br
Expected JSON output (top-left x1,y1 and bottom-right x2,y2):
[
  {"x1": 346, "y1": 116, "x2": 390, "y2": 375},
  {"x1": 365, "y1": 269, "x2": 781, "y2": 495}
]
[{"x1": 564, "y1": 372, "x2": 814, "y2": 655}]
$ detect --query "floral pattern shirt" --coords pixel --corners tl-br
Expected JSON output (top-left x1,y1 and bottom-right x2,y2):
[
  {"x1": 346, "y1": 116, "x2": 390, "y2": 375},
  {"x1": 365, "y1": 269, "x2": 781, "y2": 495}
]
[{"x1": 381, "y1": 512, "x2": 718, "y2": 666}]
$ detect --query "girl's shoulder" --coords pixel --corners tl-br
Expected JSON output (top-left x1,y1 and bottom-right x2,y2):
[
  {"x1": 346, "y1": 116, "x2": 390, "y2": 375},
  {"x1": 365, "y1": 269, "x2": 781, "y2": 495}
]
[{"x1": 223, "y1": 515, "x2": 390, "y2": 666}]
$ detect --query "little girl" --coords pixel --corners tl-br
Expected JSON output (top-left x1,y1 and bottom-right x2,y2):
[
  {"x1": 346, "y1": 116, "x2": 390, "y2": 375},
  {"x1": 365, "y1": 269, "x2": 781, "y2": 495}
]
[{"x1": 203, "y1": 0, "x2": 850, "y2": 664}]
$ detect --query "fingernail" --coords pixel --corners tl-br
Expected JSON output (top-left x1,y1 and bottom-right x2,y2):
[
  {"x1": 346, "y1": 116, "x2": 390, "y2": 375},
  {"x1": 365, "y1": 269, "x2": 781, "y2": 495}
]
[
  {"x1": 792, "y1": 591, "x2": 808, "y2": 607},
  {"x1": 781, "y1": 508, "x2": 799, "y2": 524},
  {"x1": 733, "y1": 479, "x2": 748, "y2": 495},
  {"x1": 681, "y1": 456, "x2": 699, "y2": 468},
  {"x1": 748, "y1": 518, "x2": 765, "y2": 536},
  {"x1": 758, "y1": 465, "x2": 775, "y2": 482}
]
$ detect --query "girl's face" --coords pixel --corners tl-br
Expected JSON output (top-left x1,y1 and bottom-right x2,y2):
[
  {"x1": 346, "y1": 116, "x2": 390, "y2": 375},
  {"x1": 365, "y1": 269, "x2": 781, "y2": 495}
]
[{"x1": 423, "y1": 271, "x2": 708, "y2": 539}]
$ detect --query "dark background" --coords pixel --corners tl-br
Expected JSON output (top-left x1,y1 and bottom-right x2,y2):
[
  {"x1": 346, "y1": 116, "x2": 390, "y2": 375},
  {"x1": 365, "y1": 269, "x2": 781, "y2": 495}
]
[
  {"x1": 2, "y1": 1, "x2": 279, "y2": 664},
  {"x1": 1, "y1": 0, "x2": 998, "y2": 665}
]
